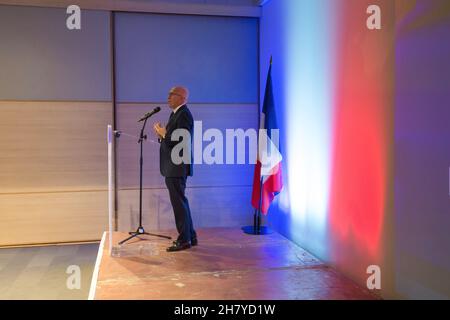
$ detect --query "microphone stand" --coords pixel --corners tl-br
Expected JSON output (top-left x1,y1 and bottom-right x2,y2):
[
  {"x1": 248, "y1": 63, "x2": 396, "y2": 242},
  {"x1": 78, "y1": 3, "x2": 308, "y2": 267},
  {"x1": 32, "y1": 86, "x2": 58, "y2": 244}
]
[{"x1": 118, "y1": 115, "x2": 171, "y2": 245}]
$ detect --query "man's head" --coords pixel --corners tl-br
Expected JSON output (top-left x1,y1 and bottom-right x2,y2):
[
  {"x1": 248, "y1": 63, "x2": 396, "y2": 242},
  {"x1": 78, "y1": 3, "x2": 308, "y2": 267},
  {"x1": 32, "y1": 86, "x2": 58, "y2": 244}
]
[{"x1": 167, "y1": 86, "x2": 189, "y2": 109}]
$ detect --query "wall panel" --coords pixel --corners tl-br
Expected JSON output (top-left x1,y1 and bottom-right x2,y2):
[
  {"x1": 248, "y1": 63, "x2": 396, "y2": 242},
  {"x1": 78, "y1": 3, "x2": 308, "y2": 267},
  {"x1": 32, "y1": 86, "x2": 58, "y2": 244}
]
[
  {"x1": 115, "y1": 12, "x2": 258, "y2": 103},
  {"x1": 394, "y1": 0, "x2": 450, "y2": 299},
  {"x1": 114, "y1": 12, "x2": 259, "y2": 234},
  {"x1": 0, "y1": 101, "x2": 112, "y2": 193},
  {"x1": 0, "y1": 191, "x2": 108, "y2": 246},
  {"x1": 117, "y1": 186, "x2": 254, "y2": 232},
  {"x1": 0, "y1": 2, "x2": 112, "y2": 246},
  {"x1": 0, "y1": 5, "x2": 111, "y2": 101},
  {"x1": 116, "y1": 103, "x2": 258, "y2": 189},
  {"x1": 0, "y1": 101, "x2": 112, "y2": 245}
]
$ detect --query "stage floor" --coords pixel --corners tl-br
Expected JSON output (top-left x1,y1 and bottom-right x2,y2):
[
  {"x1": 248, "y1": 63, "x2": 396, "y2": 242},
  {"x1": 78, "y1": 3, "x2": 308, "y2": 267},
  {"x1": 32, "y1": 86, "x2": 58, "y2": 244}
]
[{"x1": 90, "y1": 228, "x2": 378, "y2": 300}]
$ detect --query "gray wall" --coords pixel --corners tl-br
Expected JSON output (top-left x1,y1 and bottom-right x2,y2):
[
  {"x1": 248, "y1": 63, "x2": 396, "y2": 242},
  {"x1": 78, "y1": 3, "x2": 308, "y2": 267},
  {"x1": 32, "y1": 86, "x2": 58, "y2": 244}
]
[
  {"x1": 115, "y1": 12, "x2": 258, "y2": 103},
  {"x1": 0, "y1": 4, "x2": 260, "y2": 245},
  {"x1": 0, "y1": 5, "x2": 112, "y2": 246},
  {"x1": 114, "y1": 12, "x2": 259, "y2": 232},
  {"x1": 394, "y1": 0, "x2": 450, "y2": 299},
  {"x1": 0, "y1": 5, "x2": 111, "y2": 101}
]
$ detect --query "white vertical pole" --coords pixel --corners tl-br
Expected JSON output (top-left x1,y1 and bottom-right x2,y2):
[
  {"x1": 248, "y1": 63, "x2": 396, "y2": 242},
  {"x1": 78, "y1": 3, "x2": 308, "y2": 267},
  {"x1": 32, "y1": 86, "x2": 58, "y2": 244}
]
[{"x1": 107, "y1": 125, "x2": 113, "y2": 255}]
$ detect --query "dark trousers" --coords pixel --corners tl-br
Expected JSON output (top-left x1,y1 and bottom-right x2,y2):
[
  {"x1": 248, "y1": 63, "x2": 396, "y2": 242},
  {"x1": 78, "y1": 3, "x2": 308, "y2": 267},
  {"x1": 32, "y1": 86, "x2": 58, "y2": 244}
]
[{"x1": 165, "y1": 177, "x2": 196, "y2": 243}]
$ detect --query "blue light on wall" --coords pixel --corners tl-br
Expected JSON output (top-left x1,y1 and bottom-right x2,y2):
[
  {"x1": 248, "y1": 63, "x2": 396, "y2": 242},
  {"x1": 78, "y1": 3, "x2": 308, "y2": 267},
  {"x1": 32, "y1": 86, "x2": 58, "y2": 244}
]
[{"x1": 261, "y1": 0, "x2": 338, "y2": 259}]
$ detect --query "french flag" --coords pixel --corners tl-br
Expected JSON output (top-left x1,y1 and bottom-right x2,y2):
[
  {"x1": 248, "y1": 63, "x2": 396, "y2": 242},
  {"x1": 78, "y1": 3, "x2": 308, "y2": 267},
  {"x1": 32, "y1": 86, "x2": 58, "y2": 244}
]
[{"x1": 251, "y1": 59, "x2": 283, "y2": 214}]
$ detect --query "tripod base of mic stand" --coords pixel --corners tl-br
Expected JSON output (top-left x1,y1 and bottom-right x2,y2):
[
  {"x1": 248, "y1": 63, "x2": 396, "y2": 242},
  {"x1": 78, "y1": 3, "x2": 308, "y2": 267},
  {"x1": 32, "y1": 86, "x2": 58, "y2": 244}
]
[{"x1": 118, "y1": 227, "x2": 172, "y2": 245}]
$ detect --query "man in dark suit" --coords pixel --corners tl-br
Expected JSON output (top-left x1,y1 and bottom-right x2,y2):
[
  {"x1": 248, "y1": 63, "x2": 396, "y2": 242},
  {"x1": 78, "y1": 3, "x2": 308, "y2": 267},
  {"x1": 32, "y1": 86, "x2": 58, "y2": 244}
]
[{"x1": 153, "y1": 86, "x2": 197, "y2": 252}]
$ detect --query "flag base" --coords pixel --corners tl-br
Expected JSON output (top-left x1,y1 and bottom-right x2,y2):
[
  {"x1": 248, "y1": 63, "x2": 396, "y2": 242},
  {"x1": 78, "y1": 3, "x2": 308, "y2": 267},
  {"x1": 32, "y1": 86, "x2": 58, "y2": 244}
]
[{"x1": 241, "y1": 226, "x2": 273, "y2": 235}]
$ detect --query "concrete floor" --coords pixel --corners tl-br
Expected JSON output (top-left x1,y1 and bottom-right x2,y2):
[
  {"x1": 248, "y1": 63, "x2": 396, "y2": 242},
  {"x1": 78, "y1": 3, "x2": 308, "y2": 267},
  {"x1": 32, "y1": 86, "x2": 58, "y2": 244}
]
[
  {"x1": 92, "y1": 228, "x2": 379, "y2": 300},
  {"x1": 0, "y1": 243, "x2": 98, "y2": 300}
]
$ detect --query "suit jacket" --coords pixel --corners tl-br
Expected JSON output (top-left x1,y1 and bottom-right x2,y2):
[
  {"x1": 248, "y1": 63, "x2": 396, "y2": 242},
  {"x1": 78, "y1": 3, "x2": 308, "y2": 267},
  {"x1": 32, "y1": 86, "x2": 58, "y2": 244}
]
[{"x1": 159, "y1": 105, "x2": 194, "y2": 177}]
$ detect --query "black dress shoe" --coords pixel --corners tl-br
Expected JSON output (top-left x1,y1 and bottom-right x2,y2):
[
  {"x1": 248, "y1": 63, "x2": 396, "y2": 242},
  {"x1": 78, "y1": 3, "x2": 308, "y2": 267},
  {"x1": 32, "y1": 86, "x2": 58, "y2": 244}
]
[
  {"x1": 173, "y1": 238, "x2": 198, "y2": 246},
  {"x1": 167, "y1": 241, "x2": 191, "y2": 252}
]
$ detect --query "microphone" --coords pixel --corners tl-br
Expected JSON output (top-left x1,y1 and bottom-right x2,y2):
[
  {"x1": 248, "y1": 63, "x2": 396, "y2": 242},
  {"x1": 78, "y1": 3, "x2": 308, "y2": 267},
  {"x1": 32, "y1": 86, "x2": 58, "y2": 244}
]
[{"x1": 138, "y1": 107, "x2": 161, "y2": 122}]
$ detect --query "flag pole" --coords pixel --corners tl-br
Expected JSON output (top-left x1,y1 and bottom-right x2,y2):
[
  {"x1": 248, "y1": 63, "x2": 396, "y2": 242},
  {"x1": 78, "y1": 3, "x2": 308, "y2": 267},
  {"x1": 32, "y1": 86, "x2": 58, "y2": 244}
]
[
  {"x1": 255, "y1": 56, "x2": 273, "y2": 234},
  {"x1": 246, "y1": 175, "x2": 265, "y2": 235},
  {"x1": 257, "y1": 176, "x2": 263, "y2": 234},
  {"x1": 242, "y1": 55, "x2": 275, "y2": 236}
]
